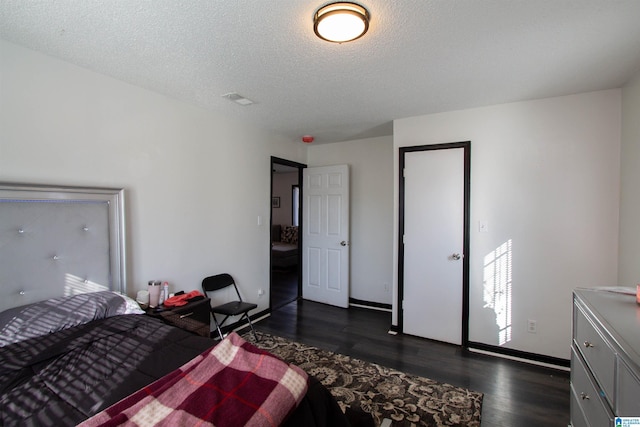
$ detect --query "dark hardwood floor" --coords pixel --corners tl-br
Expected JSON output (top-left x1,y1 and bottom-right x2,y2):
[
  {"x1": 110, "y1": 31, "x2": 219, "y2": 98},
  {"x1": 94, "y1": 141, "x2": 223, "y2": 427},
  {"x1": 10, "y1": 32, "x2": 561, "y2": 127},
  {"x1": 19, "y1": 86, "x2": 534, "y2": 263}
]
[
  {"x1": 270, "y1": 267, "x2": 299, "y2": 310},
  {"x1": 253, "y1": 299, "x2": 570, "y2": 427}
]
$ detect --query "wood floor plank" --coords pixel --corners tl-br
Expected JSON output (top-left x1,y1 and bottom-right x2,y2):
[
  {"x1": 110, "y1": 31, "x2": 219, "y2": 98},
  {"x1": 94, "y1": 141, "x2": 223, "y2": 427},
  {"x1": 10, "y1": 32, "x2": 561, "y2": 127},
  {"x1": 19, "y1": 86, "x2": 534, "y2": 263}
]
[{"x1": 253, "y1": 299, "x2": 570, "y2": 427}]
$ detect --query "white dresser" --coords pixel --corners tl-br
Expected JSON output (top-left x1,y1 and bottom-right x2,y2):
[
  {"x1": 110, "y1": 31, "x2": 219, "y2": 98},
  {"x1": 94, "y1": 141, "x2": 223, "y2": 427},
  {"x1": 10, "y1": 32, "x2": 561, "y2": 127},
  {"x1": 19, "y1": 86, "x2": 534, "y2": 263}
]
[{"x1": 571, "y1": 289, "x2": 640, "y2": 426}]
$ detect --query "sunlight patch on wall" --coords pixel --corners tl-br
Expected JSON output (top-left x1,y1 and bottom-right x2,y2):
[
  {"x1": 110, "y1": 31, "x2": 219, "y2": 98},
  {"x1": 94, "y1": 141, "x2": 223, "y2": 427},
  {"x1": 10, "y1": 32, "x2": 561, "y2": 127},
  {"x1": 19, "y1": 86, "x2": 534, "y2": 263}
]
[
  {"x1": 483, "y1": 239, "x2": 513, "y2": 345},
  {"x1": 64, "y1": 273, "x2": 109, "y2": 296}
]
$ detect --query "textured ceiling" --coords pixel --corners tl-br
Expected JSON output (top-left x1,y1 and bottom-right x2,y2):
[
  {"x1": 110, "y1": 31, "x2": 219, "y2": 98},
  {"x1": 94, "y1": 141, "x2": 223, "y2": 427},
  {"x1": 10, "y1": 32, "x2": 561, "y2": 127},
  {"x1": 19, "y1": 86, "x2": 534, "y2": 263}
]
[{"x1": 2, "y1": 1, "x2": 640, "y2": 144}]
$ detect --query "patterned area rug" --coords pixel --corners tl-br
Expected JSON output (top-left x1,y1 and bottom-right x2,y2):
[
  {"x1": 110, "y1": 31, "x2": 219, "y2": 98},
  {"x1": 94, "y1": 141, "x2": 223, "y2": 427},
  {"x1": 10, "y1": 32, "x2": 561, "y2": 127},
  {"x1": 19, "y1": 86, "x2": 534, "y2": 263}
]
[{"x1": 243, "y1": 331, "x2": 483, "y2": 427}]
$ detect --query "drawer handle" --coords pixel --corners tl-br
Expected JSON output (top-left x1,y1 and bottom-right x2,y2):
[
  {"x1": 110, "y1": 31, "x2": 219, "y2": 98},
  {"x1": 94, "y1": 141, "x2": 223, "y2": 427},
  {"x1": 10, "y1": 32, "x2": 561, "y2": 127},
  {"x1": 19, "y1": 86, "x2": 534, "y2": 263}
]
[
  {"x1": 583, "y1": 341, "x2": 595, "y2": 348},
  {"x1": 180, "y1": 312, "x2": 194, "y2": 318},
  {"x1": 580, "y1": 392, "x2": 590, "y2": 400}
]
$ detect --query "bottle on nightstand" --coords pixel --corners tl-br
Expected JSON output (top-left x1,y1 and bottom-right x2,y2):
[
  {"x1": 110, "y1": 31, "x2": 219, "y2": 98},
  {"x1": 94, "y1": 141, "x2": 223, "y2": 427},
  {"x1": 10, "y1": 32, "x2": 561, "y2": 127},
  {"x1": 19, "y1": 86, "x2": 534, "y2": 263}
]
[{"x1": 163, "y1": 282, "x2": 169, "y2": 304}]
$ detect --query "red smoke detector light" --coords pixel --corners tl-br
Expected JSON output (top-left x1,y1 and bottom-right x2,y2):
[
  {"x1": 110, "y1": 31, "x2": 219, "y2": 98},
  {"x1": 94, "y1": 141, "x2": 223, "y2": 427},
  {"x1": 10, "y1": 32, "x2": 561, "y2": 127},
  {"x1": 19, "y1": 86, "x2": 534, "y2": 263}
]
[{"x1": 302, "y1": 135, "x2": 314, "y2": 143}]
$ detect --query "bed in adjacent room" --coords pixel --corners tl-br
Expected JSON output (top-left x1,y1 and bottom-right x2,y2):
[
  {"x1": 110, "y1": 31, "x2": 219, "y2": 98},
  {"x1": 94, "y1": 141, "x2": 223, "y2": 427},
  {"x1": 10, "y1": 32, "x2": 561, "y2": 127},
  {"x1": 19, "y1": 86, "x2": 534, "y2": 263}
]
[{"x1": 271, "y1": 224, "x2": 299, "y2": 269}]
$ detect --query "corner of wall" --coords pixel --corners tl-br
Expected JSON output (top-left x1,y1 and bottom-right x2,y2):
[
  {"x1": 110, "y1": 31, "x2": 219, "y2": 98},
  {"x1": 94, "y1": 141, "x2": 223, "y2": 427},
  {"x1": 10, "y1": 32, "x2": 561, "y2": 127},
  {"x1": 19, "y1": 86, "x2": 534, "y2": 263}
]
[{"x1": 618, "y1": 70, "x2": 640, "y2": 285}]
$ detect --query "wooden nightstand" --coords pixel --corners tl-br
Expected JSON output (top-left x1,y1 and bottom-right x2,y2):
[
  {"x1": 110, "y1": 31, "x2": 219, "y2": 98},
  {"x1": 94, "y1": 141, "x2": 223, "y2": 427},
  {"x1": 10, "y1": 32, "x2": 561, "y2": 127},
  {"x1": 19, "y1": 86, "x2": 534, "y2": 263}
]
[{"x1": 146, "y1": 297, "x2": 211, "y2": 337}]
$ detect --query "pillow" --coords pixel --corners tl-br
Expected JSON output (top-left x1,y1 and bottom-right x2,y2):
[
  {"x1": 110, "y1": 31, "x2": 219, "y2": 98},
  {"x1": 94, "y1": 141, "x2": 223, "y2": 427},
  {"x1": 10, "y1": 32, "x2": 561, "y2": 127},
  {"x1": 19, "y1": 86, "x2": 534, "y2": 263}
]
[
  {"x1": 281, "y1": 225, "x2": 298, "y2": 244},
  {"x1": 0, "y1": 291, "x2": 141, "y2": 347},
  {"x1": 113, "y1": 292, "x2": 146, "y2": 315}
]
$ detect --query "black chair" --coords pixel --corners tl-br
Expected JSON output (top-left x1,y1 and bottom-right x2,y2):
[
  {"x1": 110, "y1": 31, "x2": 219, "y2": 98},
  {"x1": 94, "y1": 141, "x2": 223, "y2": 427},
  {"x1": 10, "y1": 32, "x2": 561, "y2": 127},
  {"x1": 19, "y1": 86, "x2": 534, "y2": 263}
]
[{"x1": 201, "y1": 273, "x2": 258, "y2": 341}]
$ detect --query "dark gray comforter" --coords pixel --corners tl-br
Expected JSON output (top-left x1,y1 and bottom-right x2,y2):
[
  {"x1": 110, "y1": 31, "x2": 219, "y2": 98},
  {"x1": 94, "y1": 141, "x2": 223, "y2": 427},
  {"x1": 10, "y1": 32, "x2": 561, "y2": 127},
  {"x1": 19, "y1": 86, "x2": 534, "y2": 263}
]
[
  {"x1": 0, "y1": 314, "x2": 350, "y2": 427},
  {"x1": 0, "y1": 314, "x2": 215, "y2": 426}
]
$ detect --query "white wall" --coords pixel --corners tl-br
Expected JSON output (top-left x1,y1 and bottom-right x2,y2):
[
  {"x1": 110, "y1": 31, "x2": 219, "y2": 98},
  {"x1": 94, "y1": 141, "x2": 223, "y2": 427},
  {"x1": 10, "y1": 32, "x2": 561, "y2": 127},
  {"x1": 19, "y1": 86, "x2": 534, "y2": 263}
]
[
  {"x1": 393, "y1": 91, "x2": 621, "y2": 360},
  {"x1": 307, "y1": 136, "x2": 394, "y2": 305},
  {"x1": 618, "y1": 70, "x2": 640, "y2": 286},
  {"x1": 0, "y1": 40, "x2": 306, "y2": 313}
]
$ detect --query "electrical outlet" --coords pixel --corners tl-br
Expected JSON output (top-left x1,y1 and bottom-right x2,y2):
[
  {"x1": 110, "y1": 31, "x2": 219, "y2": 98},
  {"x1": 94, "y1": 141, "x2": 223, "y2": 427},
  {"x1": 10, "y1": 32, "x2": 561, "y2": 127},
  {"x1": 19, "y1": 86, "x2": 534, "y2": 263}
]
[
  {"x1": 258, "y1": 288, "x2": 265, "y2": 297},
  {"x1": 527, "y1": 319, "x2": 537, "y2": 334}
]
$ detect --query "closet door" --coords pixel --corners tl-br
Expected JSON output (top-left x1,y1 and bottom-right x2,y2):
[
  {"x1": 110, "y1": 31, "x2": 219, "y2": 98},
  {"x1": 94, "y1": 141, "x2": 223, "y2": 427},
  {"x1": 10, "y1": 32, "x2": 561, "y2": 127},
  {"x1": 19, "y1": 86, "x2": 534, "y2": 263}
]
[{"x1": 401, "y1": 144, "x2": 468, "y2": 345}]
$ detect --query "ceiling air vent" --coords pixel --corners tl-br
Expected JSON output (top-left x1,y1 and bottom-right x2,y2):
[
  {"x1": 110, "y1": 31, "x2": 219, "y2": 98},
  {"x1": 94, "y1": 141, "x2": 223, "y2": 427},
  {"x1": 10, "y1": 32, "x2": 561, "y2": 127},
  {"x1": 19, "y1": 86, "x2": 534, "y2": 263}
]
[{"x1": 221, "y1": 92, "x2": 254, "y2": 106}]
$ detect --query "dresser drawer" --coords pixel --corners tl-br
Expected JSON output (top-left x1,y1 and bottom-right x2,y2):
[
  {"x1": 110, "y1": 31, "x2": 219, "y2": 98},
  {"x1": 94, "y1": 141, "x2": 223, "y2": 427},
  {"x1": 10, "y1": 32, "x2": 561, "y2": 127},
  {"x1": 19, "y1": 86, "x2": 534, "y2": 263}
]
[
  {"x1": 617, "y1": 358, "x2": 640, "y2": 416},
  {"x1": 570, "y1": 385, "x2": 589, "y2": 427},
  {"x1": 571, "y1": 347, "x2": 613, "y2": 427},
  {"x1": 574, "y1": 305, "x2": 616, "y2": 403}
]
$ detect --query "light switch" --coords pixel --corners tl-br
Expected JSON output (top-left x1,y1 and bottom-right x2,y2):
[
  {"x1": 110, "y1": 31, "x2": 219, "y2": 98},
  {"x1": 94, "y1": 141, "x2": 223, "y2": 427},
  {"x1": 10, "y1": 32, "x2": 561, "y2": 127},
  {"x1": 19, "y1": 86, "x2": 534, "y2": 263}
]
[{"x1": 479, "y1": 221, "x2": 488, "y2": 233}]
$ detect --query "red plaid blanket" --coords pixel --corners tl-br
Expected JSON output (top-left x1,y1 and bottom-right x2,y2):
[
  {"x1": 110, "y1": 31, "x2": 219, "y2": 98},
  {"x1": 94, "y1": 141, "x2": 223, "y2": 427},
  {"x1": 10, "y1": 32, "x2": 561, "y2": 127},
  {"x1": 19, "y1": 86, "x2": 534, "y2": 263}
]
[{"x1": 79, "y1": 332, "x2": 309, "y2": 427}]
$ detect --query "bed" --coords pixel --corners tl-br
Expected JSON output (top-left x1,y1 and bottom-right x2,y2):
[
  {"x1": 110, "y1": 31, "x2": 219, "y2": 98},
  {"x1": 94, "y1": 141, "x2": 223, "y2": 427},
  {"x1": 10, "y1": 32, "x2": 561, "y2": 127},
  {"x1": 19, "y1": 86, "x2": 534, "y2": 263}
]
[
  {"x1": 0, "y1": 183, "x2": 350, "y2": 427},
  {"x1": 271, "y1": 224, "x2": 299, "y2": 269},
  {"x1": 0, "y1": 292, "x2": 348, "y2": 427}
]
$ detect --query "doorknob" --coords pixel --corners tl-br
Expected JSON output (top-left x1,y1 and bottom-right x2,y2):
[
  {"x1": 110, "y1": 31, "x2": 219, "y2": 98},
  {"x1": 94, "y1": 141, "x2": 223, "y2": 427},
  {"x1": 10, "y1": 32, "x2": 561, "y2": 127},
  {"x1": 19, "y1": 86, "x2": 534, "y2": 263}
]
[
  {"x1": 340, "y1": 241, "x2": 349, "y2": 246},
  {"x1": 452, "y1": 253, "x2": 461, "y2": 260}
]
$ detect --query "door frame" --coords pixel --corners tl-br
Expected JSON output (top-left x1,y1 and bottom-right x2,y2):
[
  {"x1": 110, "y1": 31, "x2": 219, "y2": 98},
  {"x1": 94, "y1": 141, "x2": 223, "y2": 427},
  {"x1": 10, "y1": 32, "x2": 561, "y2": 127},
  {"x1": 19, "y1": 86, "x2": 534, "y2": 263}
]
[
  {"x1": 270, "y1": 156, "x2": 306, "y2": 310},
  {"x1": 398, "y1": 141, "x2": 471, "y2": 347}
]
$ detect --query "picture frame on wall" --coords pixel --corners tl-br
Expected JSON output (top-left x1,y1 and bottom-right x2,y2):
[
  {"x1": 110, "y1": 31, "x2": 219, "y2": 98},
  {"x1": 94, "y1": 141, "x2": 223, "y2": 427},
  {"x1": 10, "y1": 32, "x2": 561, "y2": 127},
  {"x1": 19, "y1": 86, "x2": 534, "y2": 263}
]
[{"x1": 272, "y1": 197, "x2": 280, "y2": 208}]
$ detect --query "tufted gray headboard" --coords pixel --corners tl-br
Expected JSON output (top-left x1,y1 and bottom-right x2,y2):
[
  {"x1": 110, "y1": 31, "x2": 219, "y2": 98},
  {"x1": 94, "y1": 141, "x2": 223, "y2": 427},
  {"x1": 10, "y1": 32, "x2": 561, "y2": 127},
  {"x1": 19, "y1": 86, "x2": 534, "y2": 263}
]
[{"x1": 0, "y1": 183, "x2": 126, "y2": 313}]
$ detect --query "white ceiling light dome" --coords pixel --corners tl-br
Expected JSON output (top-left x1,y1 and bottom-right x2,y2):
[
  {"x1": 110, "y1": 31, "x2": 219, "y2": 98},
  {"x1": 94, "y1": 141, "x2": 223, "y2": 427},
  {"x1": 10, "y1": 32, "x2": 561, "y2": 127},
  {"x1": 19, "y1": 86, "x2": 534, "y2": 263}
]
[{"x1": 314, "y1": 2, "x2": 370, "y2": 43}]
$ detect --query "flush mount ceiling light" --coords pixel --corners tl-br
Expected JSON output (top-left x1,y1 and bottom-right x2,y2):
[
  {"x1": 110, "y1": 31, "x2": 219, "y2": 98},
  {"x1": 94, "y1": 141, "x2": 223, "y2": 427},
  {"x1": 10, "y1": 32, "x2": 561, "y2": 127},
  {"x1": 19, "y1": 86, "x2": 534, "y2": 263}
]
[{"x1": 314, "y1": 2, "x2": 369, "y2": 43}]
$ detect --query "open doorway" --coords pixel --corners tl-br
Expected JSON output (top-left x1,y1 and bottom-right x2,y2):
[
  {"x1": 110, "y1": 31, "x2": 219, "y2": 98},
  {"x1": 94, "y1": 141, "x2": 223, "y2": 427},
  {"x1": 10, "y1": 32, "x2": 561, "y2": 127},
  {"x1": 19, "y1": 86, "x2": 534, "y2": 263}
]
[{"x1": 270, "y1": 157, "x2": 305, "y2": 310}]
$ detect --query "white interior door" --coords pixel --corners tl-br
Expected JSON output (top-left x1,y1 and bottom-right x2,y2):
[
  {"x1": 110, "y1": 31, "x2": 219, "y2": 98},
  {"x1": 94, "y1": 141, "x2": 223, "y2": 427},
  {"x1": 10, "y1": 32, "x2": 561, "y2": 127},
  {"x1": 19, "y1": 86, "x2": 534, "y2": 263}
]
[
  {"x1": 302, "y1": 165, "x2": 350, "y2": 308},
  {"x1": 402, "y1": 148, "x2": 465, "y2": 344}
]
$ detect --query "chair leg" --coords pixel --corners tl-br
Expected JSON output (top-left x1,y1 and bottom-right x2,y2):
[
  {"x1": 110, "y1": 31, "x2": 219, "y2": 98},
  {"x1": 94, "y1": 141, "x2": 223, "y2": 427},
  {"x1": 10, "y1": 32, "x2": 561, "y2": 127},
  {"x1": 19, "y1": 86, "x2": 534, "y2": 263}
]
[
  {"x1": 212, "y1": 315, "x2": 224, "y2": 340},
  {"x1": 215, "y1": 325, "x2": 224, "y2": 340},
  {"x1": 244, "y1": 314, "x2": 258, "y2": 342}
]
